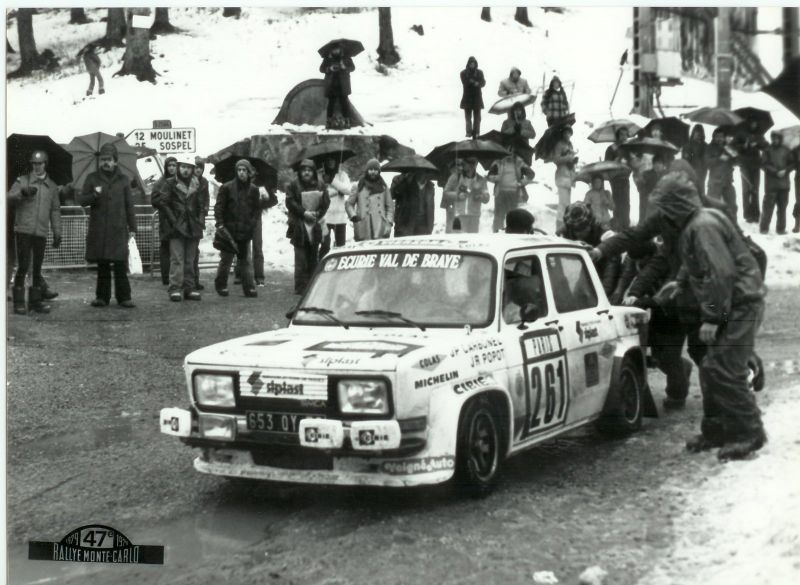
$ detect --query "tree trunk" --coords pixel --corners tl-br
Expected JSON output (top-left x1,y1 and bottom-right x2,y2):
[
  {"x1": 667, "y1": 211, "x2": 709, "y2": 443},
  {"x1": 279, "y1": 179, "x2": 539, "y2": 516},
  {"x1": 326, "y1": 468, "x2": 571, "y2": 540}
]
[
  {"x1": 69, "y1": 8, "x2": 91, "y2": 25},
  {"x1": 377, "y1": 7, "x2": 400, "y2": 66},
  {"x1": 10, "y1": 8, "x2": 41, "y2": 77},
  {"x1": 222, "y1": 8, "x2": 241, "y2": 19},
  {"x1": 150, "y1": 8, "x2": 177, "y2": 35},
  {"x1": 481, "y1": 7, "x2": 491, "y2": 22},
  {"x1": 514, "y1": 8, "x2": 532, "y2": 27},
  {"x1": 116, "y1": 9, "x2": 157, "y2": 83},
  {"x1": 103, "y1": 8, "x2": 127, "y2": 47}
]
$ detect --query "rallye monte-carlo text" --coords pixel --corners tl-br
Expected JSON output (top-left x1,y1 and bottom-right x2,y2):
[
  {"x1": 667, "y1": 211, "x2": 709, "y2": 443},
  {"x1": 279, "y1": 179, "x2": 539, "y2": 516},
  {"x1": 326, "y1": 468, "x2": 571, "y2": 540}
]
[{"x1": 161, "y1": 234, "x2": 655, "y2": 494}]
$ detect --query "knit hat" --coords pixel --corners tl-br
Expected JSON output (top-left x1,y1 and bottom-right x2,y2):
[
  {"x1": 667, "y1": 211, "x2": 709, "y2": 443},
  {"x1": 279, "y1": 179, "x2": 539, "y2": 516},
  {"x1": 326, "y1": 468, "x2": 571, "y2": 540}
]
[
  {"x1": 298, "y1": 158, "x2": 316, "y2": 171},
  {"x1": 505, "y1": 208, "x2": 535, "y2": 234},
  {"x1": 99, "y1": 143, "x2": 118, "y2": 161},
  {"x1": 236, "y1": 159, "x2": 255, "y2": 174},
  {"x1": 194, "y1": 156, "x2": 205, "y2": 168},
  {"x1": 164, "y1": 156, "x2": 177, "y2": 167},
  {"x1": 563, "y1": 202, "x2": 593, "y2": 231},
  {"x1": 365, "y1": 158, "x2": 381, "y2": 171}
]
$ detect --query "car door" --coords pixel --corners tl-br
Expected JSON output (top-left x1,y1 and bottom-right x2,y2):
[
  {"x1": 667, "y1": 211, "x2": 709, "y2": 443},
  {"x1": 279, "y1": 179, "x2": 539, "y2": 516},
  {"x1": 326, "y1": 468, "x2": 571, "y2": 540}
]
[
  {"x1": 499, "y1": 251, "x2": 571, "y2": 448},
  {"x1": 543, "y1": 250, "x2": 617, "y2": 424}
]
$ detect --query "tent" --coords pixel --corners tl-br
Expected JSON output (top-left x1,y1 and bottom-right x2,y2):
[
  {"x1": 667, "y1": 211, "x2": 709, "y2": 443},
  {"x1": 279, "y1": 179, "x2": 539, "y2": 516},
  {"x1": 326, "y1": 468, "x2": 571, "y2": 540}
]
[{"x1": 272, "y1": 79, "x2": 366, "y2": 127}]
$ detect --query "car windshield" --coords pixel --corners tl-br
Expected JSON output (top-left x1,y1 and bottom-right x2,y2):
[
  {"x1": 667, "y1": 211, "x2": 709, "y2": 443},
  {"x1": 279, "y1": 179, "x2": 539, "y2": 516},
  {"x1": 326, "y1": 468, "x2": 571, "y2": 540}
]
[{"x1": 294, "y1": 250, "x2": 496, "y2": 328}]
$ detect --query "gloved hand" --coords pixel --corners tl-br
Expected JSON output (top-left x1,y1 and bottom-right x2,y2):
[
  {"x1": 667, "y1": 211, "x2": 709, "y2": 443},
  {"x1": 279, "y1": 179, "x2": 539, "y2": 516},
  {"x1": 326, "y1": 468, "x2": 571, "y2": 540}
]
[
  {"x1": 21, "y1": 186, "x2": 38, "y2": 197},
  {"x1": 699, "y1": 322, "x2": 719, "y2": 344},
  {"x1": 350, "y1": 215, "x2": 362, "y2": 223},
  {"x1": 52, "y1": 235, "x2": 62, "y2": 249},
  {"x1": 303, "y1": 211, "x2": 317, "y2": 223}
]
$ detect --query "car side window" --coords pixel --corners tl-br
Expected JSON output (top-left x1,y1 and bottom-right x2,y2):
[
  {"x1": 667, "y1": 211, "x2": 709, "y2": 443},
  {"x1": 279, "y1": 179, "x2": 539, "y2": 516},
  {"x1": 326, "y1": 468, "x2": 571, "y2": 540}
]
[
  {"x1": 546, "y1": 253, "x2": 598, "y2": 313},
  {"x1": 502, "y1": 256, "x2": 548, "y2": 324}
]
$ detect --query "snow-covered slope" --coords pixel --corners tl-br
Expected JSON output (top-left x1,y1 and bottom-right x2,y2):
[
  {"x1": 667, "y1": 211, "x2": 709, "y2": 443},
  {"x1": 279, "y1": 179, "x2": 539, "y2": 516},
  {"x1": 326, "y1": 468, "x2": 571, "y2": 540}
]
[{"x1": 6, "y1": 7, "x2": 800, "y2": 285}]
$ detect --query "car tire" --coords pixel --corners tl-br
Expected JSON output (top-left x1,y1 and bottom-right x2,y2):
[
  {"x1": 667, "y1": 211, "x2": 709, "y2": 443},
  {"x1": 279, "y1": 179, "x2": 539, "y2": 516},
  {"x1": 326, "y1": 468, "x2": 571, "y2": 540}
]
[
  {"x1": 454, "y1": 396, "x2": 502, "y2": 498},
  {"x1": 597, "y1": 357, "x2": 644, "y2": 437}
]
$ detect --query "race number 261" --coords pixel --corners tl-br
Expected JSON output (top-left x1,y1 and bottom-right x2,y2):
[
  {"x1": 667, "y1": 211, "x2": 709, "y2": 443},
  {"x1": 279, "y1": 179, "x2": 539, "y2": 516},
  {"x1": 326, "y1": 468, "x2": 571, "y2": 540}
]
[{"x1": 528, "y1": 358, "x2": 567, "y2": 430}]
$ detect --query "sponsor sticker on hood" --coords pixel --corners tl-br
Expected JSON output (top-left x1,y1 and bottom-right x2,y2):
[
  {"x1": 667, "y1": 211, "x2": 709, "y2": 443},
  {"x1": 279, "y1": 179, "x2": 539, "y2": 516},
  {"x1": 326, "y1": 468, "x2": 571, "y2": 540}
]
[{"x1": 240, "y1": 371, "x2": 328, "y2": 399}]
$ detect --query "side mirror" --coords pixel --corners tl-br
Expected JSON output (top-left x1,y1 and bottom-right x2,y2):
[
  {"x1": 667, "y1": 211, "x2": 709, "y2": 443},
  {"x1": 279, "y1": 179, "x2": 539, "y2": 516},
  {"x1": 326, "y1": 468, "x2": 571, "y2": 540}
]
[{"x1": 517, "y1": 303, "x2": 540, "y2": 329}]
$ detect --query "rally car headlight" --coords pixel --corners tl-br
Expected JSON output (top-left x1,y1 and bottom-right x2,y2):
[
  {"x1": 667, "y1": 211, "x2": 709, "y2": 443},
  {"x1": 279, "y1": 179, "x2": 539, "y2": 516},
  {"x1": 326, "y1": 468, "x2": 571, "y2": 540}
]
[
  {"x1": 337, "y1": 379, "x2": 390, "y2": 415},
  {"x1": 193, "y1": 373, "x2": 236, "y2": 408}
]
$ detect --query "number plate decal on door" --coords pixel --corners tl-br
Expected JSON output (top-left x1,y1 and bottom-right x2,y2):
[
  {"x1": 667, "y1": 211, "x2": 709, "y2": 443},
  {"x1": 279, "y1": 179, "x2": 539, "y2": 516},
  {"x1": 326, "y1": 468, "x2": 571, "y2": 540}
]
[{"x1": 519, "y1": 329, "x2": 570, "y2": 439}]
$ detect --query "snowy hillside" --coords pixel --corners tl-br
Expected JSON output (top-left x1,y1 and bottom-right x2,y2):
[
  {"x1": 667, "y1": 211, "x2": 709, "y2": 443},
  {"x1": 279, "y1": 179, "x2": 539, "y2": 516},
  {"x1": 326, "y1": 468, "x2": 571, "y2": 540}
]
[{"x1": 6, "y1": 6, "x2": 800, "y2": 286}]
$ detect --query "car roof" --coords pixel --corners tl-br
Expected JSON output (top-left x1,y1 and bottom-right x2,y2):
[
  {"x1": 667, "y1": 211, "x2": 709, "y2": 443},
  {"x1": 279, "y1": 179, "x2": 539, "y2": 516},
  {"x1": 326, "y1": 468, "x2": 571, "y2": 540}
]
[{"x1": 333, "y1": 233, "x2": 586, "y2": 258}]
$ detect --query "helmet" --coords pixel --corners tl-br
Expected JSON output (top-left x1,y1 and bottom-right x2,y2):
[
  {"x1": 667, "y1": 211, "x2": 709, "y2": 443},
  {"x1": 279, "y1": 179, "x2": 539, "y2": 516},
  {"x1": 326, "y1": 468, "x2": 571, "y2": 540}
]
[
  {"x1": 174, "y1": 154, "x2": 196, "y2": 167},
  {"x1": 563, "y1": 202, "x2": 593, "y2": 231},
  {"x1": 30, "y1": 150, "x2": 48, "y2": 164}
]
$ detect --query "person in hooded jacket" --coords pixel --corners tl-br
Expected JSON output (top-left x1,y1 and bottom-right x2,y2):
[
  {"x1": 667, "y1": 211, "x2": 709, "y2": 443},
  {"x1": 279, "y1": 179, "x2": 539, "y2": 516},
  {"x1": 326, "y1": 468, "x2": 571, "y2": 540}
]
[
  {"x1": 604, "y1": 126, "x2": 632, "y2": 229},
  {"x1": 501, "y1": 102, "x2": 536, "y2": 143},
  {"x1": 557, "y1": 201, "x2": 620, "y2": 296},
  {"x1": 78, "y1": 143, "x2": 137, "y2": 308},
  {"x1": 213, "y1": 159, "x2": 265, "y2": 297},
  {"x1": 192, "y1": 157, "x2": 211, "y2": 290},
  {"x1": 391, "y1": 170, "x2": 436, "y2": 236},
  {"x1": 286, "y1": 159, "x2": 331, "y2": 294},
  {"x1": 487, "y1": 153, "x2": 534, "y2": 233},
  {"x1": 346, "y1": 159, "x2": 394, "y2": 241},
  {"x1": 650, "y1": 165, "x2": 767, "y2": 462},
  {"x1": 460, "y1": 56, "x2": 486, "y2": 139},
  {"x1": 443, "y1": 158, "x2": 490, "y2": 233},
  {"x1": 497, "y1": 67, "x2": 532, "y2": 97},
  {"x1": 320, "y1": 43, "x2": 356, "y2": 130},
  {"x1": 152, "y1": 156, "x2": 205, "y2": 302},
  {"x1": 154, "y1": 156, "x2": 177, "y2": 285},
  {"x1": 682, "y1": 124, "x2": 708, "y2": 195},
  {"x1": 541, "y1": 75, "x2": 570, "y2": 127},
  {"x1": 759, "y1": 130, "x2": 793, "y2": 235}
]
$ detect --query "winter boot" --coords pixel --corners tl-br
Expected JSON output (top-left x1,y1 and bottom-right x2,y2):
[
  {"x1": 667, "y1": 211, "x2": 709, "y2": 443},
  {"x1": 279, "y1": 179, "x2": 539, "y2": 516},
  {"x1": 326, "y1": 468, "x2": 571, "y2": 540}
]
[
  {"x1": 99, "y1": 88, "x2": 105, "y2": 95},
  {"x1": 12, "y1": 287, "x2": 27, "y2": 315},
  {"x1": 685, "y1": 433, "x2": 723, "y2": 453},
  {"x1": 86, "y1": 90, "x2": 92, "y2": 97},
  {"x1": 28, "y1": 286, "x2": 51, "y2": 314},
  {"x1": 717, "y1": 430, "x2": 767, "y2": 462},
  {"x1": 40, "y1": 283, "x2": 59, "y2": 300}
]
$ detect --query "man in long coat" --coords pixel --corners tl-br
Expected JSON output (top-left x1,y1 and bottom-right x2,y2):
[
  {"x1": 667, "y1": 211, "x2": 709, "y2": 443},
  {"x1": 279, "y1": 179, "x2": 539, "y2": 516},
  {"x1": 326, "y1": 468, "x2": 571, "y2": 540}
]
[{"x1": 77, "y1": 143, "x2": 137, "y2": 308}]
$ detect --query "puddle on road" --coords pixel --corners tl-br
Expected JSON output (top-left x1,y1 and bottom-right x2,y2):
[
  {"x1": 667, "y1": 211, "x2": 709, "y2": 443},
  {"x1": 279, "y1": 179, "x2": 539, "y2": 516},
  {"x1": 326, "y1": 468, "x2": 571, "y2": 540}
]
[{"x1": 8, "y1": 506, "x2": 271, "y2": 585}]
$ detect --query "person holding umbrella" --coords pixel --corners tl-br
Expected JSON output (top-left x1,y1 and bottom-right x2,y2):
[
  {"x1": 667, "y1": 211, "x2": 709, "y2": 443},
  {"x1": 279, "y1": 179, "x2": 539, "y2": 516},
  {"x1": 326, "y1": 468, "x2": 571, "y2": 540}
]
[
  {"x1": 443, "y1": 158, "x2": 490, "y2": 234},
  {"x1": 497, "y1": 67, "x2": 532, "y2": 98},
  {"x1": 551, "y1": 125, "x2": 578, "y2": 232},
  {"x1": 391, "y1": 170, "x2": 436, "y2": 237},
  {"x1": 682, "y1": 125, "x2": 708, "y2": 195},
  {"x1": 759, "y1": 130, "x2": 793, "y2": 235},
  {"x1": 706, "y1": 127, "x2": 740, "y2": 221},
  {"x1": 152, "y1": 156, "x2": 205, "y2": 302},
  {"x1": 501, "y1": 102, "x2": 536, "y2": 144},
  {"x1": 460, "y1": 56, "x2": 486, "y2": 139},
  {"x1": 7, "y1": 150, "x2": 64, "y2": 315},
  {"x1": 541, "y1": 76, "x2": 570, "y2": 127},
  {"x1": 735, "y1": 119, "x2": 768, "y2": 223},
  {"x1": 286, "y1": 159, "x2": 330, "y2": 294},
  {"x1": 319, "y1": 42, "x2": 356, "y2": 130},
  {"x1": 78, "y1": 143, "x2": 137, "y2": 308},
  {"x1": 604, "y1": 126, "x2": 632, "y2": 229},
  {"x1": 487, "y1": 152, "x2": 535, "y2": 233},
  {"x1": 346, "y1": 159, "x2": 394, "y2": 241}
]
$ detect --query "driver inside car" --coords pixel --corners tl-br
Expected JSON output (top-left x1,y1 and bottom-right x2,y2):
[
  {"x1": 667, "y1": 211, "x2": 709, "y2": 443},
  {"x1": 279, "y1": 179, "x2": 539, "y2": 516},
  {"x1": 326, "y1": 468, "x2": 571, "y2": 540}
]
[{"x1": 502, "y1": 259, "x2": 546, "y2": 324}]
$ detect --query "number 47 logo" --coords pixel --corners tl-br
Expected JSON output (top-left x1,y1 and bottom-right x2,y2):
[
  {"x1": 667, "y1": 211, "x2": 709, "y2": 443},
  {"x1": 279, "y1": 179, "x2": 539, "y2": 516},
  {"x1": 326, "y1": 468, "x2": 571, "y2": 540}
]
[{"x1": 80, "y1": 528, "x2": 114, "y2": 549}]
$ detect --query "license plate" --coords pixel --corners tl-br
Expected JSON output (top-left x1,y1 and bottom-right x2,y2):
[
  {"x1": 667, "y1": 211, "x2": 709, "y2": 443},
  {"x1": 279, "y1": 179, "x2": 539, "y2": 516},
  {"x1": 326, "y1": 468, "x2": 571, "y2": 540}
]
[{"x1": 245, "y1": 411, "x2": 319, "y2": 434}]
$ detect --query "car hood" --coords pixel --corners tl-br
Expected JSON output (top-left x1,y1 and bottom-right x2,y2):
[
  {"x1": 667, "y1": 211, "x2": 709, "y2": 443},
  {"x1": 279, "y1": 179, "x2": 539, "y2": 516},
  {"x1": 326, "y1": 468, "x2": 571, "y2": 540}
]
[{"x1": 184, "y1": 326, "x2": 455, "y2": 373}]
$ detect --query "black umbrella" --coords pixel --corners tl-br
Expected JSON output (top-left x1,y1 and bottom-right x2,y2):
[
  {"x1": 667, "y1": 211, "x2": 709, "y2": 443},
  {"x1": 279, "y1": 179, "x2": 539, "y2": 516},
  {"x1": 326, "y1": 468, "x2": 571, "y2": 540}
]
[
  {"x1": 733, "y1": 107, "x2": 775, "y2": 135},
  {"x1": 574, "y1": 161, "x2": 631, "y2": 184},
  {"x1": 291, "y1": 141, "x2": 355, "y2": 167},
  {"x1": 479, "y1": 130, "x2": 534, "y2": 166},
  {"x1": 761, "y1": 57, "x2": 800, "y2": 119},
  {"x1": 381, "y1": 155, "x2": 438, "y2": 173},
  {"x1": 444, "y1": 139, "x2": 509, "y2": 161},
  {"x1": 7, "y1": 133, "x2": 73, "y2": 188},
  {"x1": 637, "y1": 117, "x2": 690, "y2": 148},
  {"x1": 684, "y1": 106, "x2": 744, "y2": 127},
  {"x1": 534, "y1": 121, "x2": 574, "y2": 161},
  {"x1": 318, "y1": 38, "x2": 365, "y2": 58},
  {"x1": 213, "y1": 155, "x2": 277, "y2": 190},
  {"x1": 425, "y1": 141, "x2": 457, "y2": 186},
  {"x1": 618, "y1": 137, "x2": 679, "y2": 156}
]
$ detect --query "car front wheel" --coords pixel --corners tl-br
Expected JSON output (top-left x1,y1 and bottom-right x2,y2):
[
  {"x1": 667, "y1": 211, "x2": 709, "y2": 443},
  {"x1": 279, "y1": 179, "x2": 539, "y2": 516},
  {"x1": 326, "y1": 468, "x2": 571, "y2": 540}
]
[{"x1": 454, "y1": 396, "x2": 501, "y2": 497}]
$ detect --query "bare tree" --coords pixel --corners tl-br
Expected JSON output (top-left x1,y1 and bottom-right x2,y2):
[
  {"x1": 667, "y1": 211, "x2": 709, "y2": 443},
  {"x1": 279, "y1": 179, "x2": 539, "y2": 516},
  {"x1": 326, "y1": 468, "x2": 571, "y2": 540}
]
[
  {"x1": 222, "y1": 8, "x2": 241, "y2": 19},
  {"x1": 102, "y1": 8, "x2": 127, "y2": 48},
  {"x1": 69, "y1": 8, "x2": 91, "y2": 25},
  {"x1": 9, "y1": 8, "x2": 41, "y2": 78},
  {"x1": 514, "y1": 7, "x2": 532, "y2": 27},
  {"x1": 377, "y1": 7, "x2": 400, "y2": 66},
  {"x1": 481, "y1": 7, "x2": 491, "y2": 22},
  {"x1": 116, "y1": 9, "x2": 157, "y2": 83},
  {"x1": 150, "y1": 8, "x2": 177, "y2": 35}
]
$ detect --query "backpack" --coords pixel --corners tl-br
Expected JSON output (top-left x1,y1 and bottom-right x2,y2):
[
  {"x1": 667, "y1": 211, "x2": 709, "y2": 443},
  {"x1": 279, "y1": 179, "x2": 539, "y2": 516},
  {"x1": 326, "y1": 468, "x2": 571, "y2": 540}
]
[{"x1": 706, "y1": 208, "x2": 767, "y2": 279}]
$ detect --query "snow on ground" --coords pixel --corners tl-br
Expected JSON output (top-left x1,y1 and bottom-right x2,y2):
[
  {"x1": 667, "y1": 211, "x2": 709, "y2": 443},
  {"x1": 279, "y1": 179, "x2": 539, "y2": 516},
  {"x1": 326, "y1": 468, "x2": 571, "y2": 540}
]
[{"x1": 639, "y1": 383, "x2": 800, "y2": 585}]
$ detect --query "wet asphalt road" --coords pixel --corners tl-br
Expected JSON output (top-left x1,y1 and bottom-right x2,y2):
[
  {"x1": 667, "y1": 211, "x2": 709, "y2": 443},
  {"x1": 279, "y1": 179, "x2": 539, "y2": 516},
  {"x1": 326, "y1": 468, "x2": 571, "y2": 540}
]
[{"x1": 6, "y1": 271, "x2": 799, "y2": 585}]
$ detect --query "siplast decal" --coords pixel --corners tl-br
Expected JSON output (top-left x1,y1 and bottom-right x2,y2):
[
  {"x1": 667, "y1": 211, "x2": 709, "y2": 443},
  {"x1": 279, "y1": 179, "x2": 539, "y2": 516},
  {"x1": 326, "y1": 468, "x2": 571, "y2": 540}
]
[{"x1": 576, "y1": 319, "x2": 601, "y2": 344}]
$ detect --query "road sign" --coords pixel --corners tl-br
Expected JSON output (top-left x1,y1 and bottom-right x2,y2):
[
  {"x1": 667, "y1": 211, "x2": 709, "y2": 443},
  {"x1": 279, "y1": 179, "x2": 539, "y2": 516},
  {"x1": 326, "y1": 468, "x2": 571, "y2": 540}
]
[{"x1": 129, "y1": 128, "x2": 196, "y2": 154}]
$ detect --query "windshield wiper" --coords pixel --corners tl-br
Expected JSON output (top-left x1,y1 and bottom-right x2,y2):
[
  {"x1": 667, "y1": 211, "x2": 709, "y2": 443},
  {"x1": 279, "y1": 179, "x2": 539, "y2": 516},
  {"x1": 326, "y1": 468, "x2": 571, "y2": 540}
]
[
  {"x1": 355, "y1": 310, "x2": 426, "y2": 332},
  {"x1": 295, "y1": 306, "x2": 349, "y2": 329}
]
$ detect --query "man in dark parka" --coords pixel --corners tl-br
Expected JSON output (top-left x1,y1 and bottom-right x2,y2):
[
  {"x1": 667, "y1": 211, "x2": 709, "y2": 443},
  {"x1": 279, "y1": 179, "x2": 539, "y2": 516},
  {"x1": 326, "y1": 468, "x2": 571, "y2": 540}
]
[{"x1": 78, "y1": 143, "x2": 137, "y2": 308}]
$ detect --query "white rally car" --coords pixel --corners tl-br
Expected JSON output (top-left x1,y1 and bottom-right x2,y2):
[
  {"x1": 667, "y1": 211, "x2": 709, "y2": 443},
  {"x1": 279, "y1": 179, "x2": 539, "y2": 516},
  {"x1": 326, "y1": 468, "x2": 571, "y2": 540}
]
[{"x1": 161, "y1": 234, "x2": 654, "y2": 493}]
